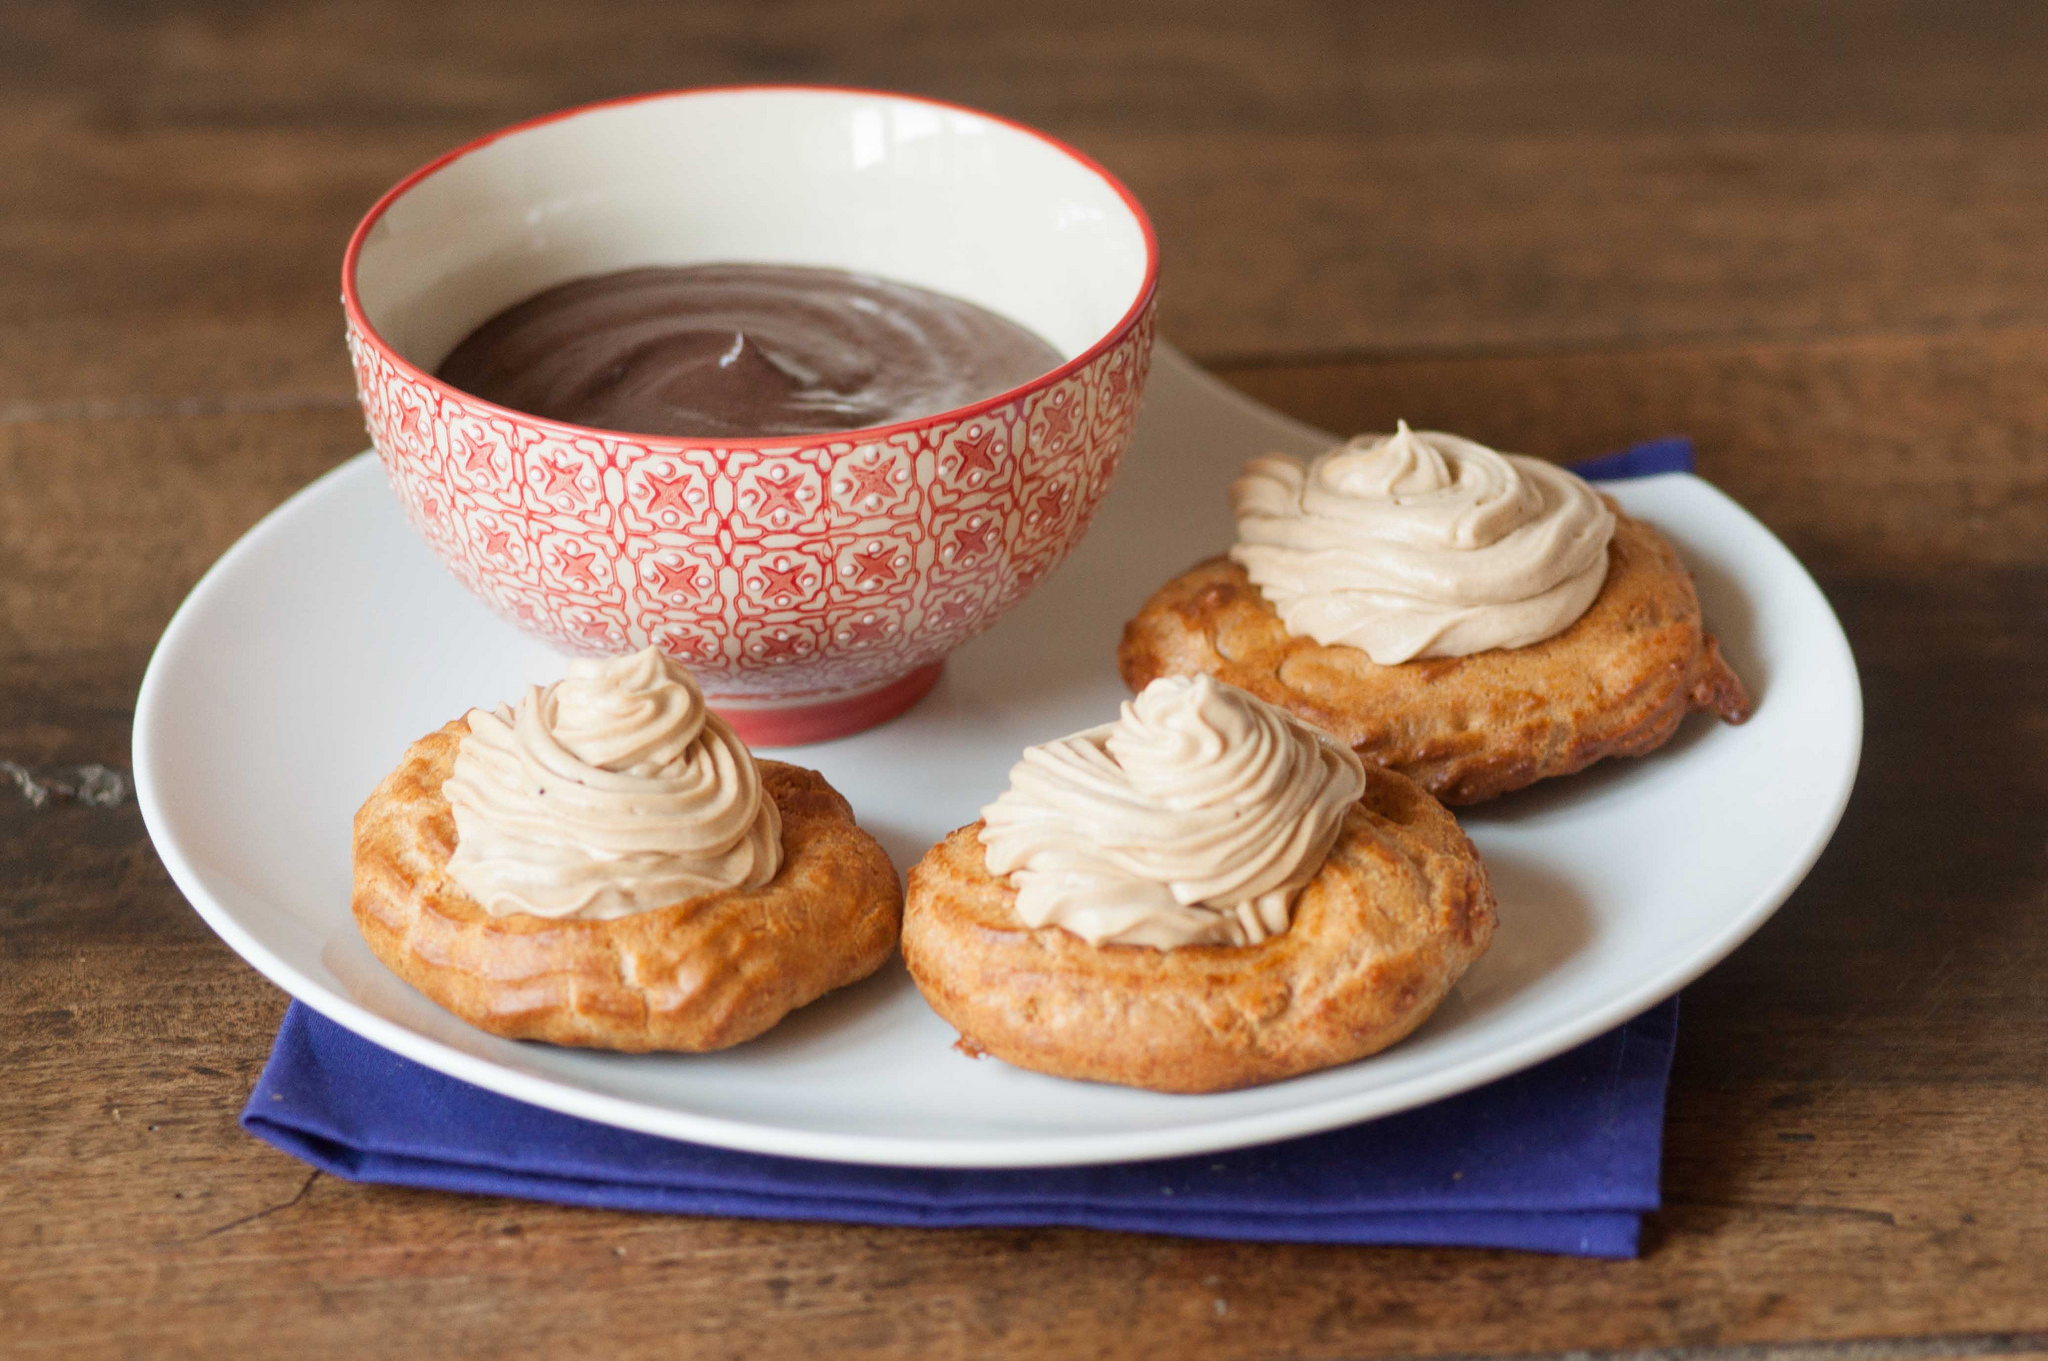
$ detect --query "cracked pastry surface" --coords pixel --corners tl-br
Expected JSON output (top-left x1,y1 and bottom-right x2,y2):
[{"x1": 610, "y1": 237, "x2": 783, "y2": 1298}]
[
  {"x1": 1119, "y1": 505, "x2": 1751, "y2": 806},
  {"x1": 903, "y1": 760, "x2": 1496, "y2": 1094},
  {"x1": 352, "y1": 722, "x2": 902, "y2": 1052}
]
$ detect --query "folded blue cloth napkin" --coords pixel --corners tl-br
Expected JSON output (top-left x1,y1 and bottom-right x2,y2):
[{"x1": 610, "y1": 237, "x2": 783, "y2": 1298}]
[
  {"x1": 1567, "y1": 436, "x2": 1694, "y2": 482},
  {"x1": 244, "y1": 439, "x2": 1696, "y2": 1258},
  {"x1": 249, "y1": 998, "x2": 1674, "y2": 1257}
]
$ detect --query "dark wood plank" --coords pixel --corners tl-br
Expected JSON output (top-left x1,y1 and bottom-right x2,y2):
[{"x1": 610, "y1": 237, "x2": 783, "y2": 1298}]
[
  {"x1": 0, "y1": 411, "x2": 367, "y2": 665},
  {"x1": 3, "y1": 326, "x2": 2045, "y2": 1356},
  {"x1": 1219, "y1": 329, "x2": 2048, "y2": 571},
  {"x1": 7, "y1": 1, "x2": 2048, "y2": 1355},
  {"x1": 7, "y1": 0, "x2": 2048, "y2": 408}
]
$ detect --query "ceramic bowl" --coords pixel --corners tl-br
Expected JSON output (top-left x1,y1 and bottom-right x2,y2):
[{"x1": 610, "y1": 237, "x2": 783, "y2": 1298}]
[{"x1": 342, "y1": 86, "x2": 1158, "y2": 744}]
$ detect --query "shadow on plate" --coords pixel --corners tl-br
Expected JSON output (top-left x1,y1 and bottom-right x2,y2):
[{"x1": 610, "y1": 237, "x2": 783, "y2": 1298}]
[
  {"x1": 1427, "y1": 847, "x2": 1598, "y2": 1026},
  {"x1": 732, "y1": 957, "x2": 930, "y2": 1062},
  {"x1": 1686, "y1": 542, "x2": 1768, "y2": 709},
  {"x1": 857, "y1": 815, "x2": 953, "y2": 872},
  {"x1": 1462, "y1": 708, "x2": 1725, "y2": 826}
]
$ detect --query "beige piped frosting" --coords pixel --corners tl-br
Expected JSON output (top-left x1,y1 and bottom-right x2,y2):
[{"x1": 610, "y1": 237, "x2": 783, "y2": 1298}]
[
  {"x1": 443, "y1": 647, "x2": 781, "y2": 920},
  {"x1": 1230, "y1": 423, "x2": 1616, "y2": 665},
  {"x1": 978, "y1": 676, "x2": 1366, "y2": 949}
]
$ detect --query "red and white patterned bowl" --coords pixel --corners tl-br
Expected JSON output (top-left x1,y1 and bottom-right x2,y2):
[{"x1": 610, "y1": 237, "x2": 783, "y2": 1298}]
[{"x1": 342, "y1": 86, "x2": 1158, "y2": 744}]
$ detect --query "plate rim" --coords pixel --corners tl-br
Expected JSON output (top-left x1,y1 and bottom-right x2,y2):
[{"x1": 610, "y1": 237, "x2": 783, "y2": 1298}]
[{"x1": 134, "y1": 390, "x2": 1863, "y2": 1169}]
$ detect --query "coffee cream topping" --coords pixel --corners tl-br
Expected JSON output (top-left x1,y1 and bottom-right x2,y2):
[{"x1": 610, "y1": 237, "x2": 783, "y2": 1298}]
[
  {"x1": 443, "y1": 647, "x2": 781, "y2": 920},
  {"x1": 978, "y1": 676, "x2": 1367, "y2": 949},
  {"x1": 1229, "y1": 423, "x2": 1616, "y2": 665}
]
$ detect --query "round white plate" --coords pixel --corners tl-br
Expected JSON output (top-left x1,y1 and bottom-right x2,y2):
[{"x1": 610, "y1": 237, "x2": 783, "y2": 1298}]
[{"x1": 134, "y1": 345, "x2": 1861, "y2": 1168}]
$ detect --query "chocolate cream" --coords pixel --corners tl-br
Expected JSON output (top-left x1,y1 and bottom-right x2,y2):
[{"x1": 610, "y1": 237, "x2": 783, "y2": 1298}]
[{"x1": 436, "y1": 263, "x2": 1065, "y2": 439}]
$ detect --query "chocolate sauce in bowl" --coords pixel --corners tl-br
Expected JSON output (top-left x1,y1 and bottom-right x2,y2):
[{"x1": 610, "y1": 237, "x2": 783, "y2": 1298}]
[{"x1": 435, "y1": 264, "x2": 1065, "y2": 439}]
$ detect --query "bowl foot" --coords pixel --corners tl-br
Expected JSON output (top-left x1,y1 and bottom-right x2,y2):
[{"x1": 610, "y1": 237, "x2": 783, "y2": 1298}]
[{"x1": 708, "y1": 662, "x2": 945, "y2": 747}]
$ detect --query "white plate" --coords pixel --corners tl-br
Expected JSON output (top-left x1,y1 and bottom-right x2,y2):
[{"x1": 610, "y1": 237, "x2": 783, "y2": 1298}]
[{"x1": 134, "y1": 346, "x2": 1861, "y2": 1168}]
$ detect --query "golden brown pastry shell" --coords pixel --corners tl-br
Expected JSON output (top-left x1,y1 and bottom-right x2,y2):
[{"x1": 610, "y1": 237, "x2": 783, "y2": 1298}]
[
  {"x1": 901, "y1": 764, "x2": 1497, "y2": 1094},
  {"x1": 1117, "y1": 504, "x2": 1751, "y2": 805},
  {"x1": 352, "y1": 722, "x2": 903, "y2": 1053}
]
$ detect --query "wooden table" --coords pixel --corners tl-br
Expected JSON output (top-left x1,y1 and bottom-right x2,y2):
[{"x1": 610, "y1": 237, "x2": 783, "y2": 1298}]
[{"x1": 6, "y1": 2, "x2": 2043, "y2": 1355}]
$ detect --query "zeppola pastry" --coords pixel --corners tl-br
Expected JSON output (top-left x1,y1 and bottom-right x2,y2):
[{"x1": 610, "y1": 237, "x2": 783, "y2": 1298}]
[
  {"x1": 351, "y1": 647, "x2": 901, "y2": 1052},
  {"x1": 1119, "y1": 424, "x2": 1751, "y2": 804},
  {"x1": 901, "y1": 675, "x2": 1497, "y2": 1093}
]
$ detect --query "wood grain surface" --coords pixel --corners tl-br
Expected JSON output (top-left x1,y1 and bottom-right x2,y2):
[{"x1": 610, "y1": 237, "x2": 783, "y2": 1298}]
[{"x1": 3, "y1": 1, "x2": 2043, "y2": 1357}]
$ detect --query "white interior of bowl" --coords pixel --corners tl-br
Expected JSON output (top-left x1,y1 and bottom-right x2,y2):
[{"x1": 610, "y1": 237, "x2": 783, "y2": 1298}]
[{"x1": 354, "y1": 88, "x2": 1152, "y2": 375}]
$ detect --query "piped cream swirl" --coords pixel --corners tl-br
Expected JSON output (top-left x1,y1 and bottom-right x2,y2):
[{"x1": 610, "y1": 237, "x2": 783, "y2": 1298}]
[
  {"x1": 1230, "y1": 423, "x2": 1616, "y2": 664},
  {"x1": 978, "y1": 676, "x2": 1366, "y2": 949},
  {"x1": 443, "y1": 647, "x2": 781, "y2": 920}
]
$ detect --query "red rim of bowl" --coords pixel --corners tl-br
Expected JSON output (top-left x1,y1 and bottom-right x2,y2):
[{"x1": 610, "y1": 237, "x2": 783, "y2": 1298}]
[{"x1": 340, "y1": 84, "x2": 1161, "y2": 451}]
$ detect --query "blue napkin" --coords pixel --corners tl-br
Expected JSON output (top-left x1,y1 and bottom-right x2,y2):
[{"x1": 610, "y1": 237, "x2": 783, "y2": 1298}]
[
  {"x1": 244, "y1": 439, "x2": 1696, "y2": 1258},
  {"x1": 248, "y1": 998, "x2": 1674, "y2": 1257},
  {"x1": 1566, "y1": 436, "x2": 1694, "y2": 482}
]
